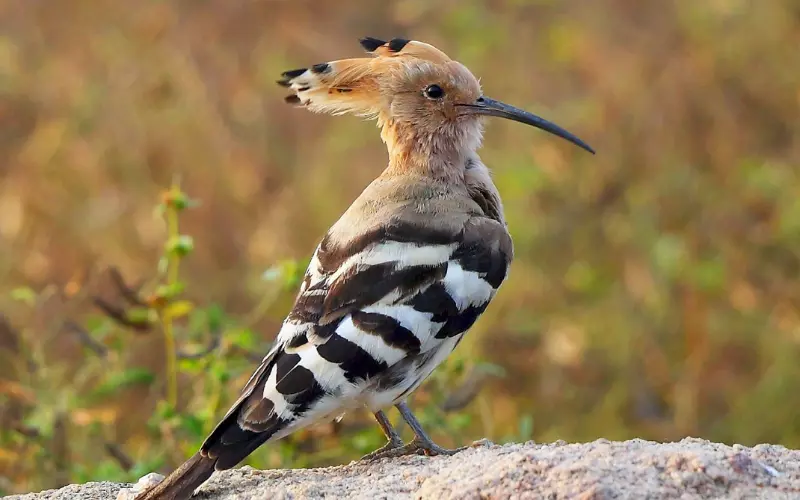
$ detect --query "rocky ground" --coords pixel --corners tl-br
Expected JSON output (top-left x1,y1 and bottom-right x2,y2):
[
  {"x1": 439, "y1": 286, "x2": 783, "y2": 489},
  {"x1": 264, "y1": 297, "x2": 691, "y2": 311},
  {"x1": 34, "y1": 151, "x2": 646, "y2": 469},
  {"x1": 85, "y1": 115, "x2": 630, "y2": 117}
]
[{"x1": 9, "y1": 438, "x2": 800, "y2": 499}]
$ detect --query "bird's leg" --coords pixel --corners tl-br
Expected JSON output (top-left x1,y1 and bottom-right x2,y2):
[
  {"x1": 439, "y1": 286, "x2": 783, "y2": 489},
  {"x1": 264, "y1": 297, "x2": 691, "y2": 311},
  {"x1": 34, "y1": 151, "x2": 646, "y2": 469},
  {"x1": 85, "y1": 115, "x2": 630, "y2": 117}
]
[
  {"x1": 394, "y1": 401, "x2": 468, "y2": 456},
  {"x1": 360, "y1": 410, "x2": 405, "y2": 461},
  {"x1": 363, "y1": 401, "x2": 476, "y2": 460}
]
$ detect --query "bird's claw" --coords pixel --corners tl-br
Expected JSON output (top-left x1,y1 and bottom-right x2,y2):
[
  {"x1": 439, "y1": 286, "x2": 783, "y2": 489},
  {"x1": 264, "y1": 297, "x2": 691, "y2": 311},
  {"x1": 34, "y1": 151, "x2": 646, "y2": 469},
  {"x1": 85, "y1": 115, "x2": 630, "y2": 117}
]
[
  {"x1": 360, "y1": 437, "x2": 405, "y2": 461},
  {"x1": 469, "y1": 437, "x2": 494, "y2": 448},
  {"x1": 362, "y1": 437, "x2": 469, "y2": 461}
]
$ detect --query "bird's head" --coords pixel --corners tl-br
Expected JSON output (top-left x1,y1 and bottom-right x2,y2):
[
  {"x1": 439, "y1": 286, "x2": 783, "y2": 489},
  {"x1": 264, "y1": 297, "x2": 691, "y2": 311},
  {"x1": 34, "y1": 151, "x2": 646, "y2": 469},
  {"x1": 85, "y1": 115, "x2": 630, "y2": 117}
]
[{"x1": 279, "y1": 37, "x2": 594, "y2": 158}]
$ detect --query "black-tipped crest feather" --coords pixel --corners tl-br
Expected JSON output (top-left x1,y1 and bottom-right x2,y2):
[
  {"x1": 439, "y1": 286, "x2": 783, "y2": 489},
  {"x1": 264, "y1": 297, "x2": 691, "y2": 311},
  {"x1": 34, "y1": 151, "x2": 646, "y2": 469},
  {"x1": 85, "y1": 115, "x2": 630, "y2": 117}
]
[
  {"x1": 359, "y1": 37, "x2": 386, "y2": 52},
  {"x1": 282, "y1": 68, "x2": 307, "y2": 78},
  {"x1": 388, "y1": 38, "x2": 410, "y2": 52}
]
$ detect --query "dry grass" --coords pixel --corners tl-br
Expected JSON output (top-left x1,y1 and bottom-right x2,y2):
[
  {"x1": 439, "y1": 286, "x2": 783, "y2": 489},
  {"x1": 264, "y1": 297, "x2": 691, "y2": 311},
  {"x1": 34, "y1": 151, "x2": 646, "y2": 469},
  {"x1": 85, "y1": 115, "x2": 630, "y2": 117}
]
[{"x1": 0, "y1": 0, "x2": 799, "y2": 494}]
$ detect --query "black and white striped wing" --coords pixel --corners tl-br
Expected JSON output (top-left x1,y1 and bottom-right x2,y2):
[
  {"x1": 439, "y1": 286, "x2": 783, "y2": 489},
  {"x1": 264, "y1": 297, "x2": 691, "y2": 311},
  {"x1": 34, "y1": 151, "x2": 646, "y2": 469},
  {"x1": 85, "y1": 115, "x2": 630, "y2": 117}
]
[{"x1": 199, "y1": 217, "x2": 512, "y2": 469}]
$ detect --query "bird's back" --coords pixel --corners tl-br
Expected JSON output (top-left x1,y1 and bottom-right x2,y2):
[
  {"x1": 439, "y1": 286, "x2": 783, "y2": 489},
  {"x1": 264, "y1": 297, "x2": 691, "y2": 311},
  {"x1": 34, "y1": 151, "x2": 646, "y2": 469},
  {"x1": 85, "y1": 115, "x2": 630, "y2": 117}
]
[{"x1": 197, "y1": 160, "x2": 512, "y2": 469}]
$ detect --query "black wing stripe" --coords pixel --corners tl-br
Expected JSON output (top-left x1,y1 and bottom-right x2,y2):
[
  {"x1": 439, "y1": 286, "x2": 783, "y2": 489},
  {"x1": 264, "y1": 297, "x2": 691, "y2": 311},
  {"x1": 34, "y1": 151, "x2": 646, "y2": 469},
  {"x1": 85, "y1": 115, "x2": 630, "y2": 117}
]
[
  {"x1": 275, "y1": 352, "x2": 301, "y2": 383},
  {"x1": 351, "y1": 310, "x2": 422, "y2": 355},
  {"x1": 275, "y1": 364, "x2": 327, "y2": 415},
  {"x1": 321, "y1": 262, "x2": 447, "y2": 325},
  {"x1": 410, "y1": 282, "x2": 459, "y2": 322},
  {"x1": 316, "y1": 333, "x2": 388, "y2": 383},
  {"x1": 434, "y1": 303, "x2": 488, "y2": 339},
  {"x1": 316, "y1": 221, "x2": 459, "y2": 272},
  {"x1": 451, "y1": 241, "x2": 509, "y2": 289}
]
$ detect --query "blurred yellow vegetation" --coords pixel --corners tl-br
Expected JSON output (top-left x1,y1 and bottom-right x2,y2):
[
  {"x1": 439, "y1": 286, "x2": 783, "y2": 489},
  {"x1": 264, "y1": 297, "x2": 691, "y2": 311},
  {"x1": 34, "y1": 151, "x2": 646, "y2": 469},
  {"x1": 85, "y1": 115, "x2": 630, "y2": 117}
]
[{"x1": 0, "y1": 0, "x2": 799, "y2": 495}]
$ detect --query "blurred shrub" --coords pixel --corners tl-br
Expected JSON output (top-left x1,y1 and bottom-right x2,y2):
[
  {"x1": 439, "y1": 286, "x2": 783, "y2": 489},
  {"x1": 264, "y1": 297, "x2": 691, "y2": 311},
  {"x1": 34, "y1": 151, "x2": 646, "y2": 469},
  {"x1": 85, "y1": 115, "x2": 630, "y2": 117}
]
[{"x1": 0, "y1": 184, "x2": 487, "y2": 494}]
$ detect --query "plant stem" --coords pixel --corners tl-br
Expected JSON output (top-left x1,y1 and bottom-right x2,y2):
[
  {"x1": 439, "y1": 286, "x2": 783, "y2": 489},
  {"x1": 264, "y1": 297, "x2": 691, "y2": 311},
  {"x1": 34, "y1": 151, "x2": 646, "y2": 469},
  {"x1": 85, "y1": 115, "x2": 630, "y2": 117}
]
[{"x1": 163, "y1": 201, "x2": 181, "y2": 407}]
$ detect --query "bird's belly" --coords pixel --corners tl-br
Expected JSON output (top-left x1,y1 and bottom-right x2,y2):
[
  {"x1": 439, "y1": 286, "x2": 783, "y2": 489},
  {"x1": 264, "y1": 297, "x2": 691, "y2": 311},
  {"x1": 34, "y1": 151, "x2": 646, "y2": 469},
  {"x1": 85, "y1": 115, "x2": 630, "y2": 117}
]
[{"x1": 363, "y1": 335, "x2": 461, "y2": 411}]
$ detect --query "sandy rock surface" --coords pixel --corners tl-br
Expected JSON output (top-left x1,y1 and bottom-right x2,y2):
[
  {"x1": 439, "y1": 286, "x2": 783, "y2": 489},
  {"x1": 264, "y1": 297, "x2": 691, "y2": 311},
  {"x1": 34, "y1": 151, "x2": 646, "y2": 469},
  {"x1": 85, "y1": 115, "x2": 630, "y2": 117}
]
[{"x1": 8, "y1": 438, "x2": 800, "y2": 499}]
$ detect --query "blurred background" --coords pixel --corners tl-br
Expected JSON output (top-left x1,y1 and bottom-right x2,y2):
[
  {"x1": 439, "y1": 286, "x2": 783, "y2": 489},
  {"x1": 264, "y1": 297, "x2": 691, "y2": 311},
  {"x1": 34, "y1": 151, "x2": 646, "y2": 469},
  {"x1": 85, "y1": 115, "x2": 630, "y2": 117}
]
[{"x1": 1, "y1": 0, "x2": 799, "y2": 494}]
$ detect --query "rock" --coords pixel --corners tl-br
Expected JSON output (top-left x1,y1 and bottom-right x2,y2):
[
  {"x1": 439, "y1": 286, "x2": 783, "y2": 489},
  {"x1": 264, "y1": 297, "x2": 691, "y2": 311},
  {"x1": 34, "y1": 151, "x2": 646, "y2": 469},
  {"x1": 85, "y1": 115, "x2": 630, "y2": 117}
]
[{"x1": 8, "y1": 438, "x2": 800, "y2": 499}]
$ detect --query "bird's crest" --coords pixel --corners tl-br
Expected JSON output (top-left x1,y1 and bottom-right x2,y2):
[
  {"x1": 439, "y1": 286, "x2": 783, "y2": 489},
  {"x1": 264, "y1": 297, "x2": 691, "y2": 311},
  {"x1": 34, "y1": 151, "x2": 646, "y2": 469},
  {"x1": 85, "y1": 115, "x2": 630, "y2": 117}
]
[
  {"x1": 277, "y1": 37, "x2": 595, "y2": 156},
  {"x1": 277, "y1": 37, "x2": 454, "y2": 118},
  {"x1": 358, "y1": 37, "x2": 451, "y2": 63}
]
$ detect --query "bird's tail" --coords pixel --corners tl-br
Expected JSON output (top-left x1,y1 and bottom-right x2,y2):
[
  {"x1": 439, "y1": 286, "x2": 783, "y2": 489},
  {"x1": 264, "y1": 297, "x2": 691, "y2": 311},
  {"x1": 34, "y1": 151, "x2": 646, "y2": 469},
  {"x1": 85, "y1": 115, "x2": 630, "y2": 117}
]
[{"x1": 135, "y1": 452, "x2": 216, "y2": 500}]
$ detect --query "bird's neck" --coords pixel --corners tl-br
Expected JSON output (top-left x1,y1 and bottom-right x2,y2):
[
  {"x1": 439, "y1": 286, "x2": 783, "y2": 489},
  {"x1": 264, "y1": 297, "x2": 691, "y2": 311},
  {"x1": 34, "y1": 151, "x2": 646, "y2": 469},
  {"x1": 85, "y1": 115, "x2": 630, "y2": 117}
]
[
  {"x1": 374, "y1": 120, "x2": 506, "y2": 225},
  {"x1": 380, "y1": 120, "x2": 483, "y2": 183}
]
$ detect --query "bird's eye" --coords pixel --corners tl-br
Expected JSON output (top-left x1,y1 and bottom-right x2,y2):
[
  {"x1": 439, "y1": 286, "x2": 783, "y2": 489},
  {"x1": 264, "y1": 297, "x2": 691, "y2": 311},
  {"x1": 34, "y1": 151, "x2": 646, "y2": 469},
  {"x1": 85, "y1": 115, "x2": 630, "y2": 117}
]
[{"x1": 424, "y1": 84, "x2": 444, "y2": 99}]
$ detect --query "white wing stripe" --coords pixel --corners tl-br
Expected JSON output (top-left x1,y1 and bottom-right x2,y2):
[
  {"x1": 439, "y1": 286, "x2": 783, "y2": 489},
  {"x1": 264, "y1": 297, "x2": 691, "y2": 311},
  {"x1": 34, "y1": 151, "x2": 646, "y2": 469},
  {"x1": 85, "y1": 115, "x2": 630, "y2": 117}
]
[
  {"x1": 262, "y1": 367, "x2": 291, "y2": 419},
  {"x1": 295, "y1": 344, "x2": 351, "y2": 393},
  {"x1": 329, "y1": 241, "x2": 456, "y2": 283},
  {"x1": 442, "y1": 262, "x2": 494, "y2": 309},
  {"x1": 361, "y1": 304, "x2": 438, "y2": 348},
  {"x1": 336, "y1": 316, "x2": 408, "y2": 365}
]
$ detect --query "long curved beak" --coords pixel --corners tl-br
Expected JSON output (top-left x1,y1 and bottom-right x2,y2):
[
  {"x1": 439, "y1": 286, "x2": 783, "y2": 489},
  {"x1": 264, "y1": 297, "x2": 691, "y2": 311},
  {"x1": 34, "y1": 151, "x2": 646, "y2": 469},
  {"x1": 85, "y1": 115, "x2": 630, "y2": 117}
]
[{"x1": 459, "y1": 96, "x2": 595, "y2": 154}]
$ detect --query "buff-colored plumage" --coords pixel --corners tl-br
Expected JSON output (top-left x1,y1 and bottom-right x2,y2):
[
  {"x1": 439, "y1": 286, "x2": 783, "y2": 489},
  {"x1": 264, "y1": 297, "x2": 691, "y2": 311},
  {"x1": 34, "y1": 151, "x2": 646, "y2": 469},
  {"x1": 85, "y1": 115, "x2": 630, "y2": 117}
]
[{"x1": 128, "y1": 36, "x2": 593, "y2": 500}]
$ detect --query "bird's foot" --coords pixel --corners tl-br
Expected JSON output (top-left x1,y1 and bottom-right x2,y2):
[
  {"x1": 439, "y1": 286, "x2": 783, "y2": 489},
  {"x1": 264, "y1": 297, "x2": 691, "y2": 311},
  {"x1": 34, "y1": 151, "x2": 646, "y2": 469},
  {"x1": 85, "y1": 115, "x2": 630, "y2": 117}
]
[
  {"x1": 360, "y1": 436, "x2": 405, "y2": 461},
  {"x1": 410, "y1": 438, "x2": 467, "y2": 457},
  {"x1": 362, "y1": 436, "x2": 474, "y2": 461}
]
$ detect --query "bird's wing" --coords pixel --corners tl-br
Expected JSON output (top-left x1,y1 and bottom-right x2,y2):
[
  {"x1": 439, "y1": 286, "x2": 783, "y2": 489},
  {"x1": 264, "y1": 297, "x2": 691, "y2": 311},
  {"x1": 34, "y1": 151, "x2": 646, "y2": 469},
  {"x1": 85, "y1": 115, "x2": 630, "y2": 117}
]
[{"x1": 199, "y1": 215, "x2": 512, "y2": 469}]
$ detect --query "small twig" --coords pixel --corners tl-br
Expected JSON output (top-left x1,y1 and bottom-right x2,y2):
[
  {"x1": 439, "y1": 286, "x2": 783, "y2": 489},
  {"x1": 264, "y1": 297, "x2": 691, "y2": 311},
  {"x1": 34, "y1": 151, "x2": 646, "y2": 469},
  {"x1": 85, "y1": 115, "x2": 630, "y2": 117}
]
[
  {"x1": 177, "y1": 334, "x2": 221, "y2": 360},
  {"x1": 161, "y1": 187, "x2": 183, "y2": 408},
  {"x1": 0, "y1": 313, "x2": 21, "y2": 354},
  {"x1": 91, "y1": 267, "x2": 154, "y2": 332},
  {"x1": 104, "y1": 442, "x2": 135, "y2": 471},
  {"x1": 63, "y1": 321, "x2": 108, "y2": 359},
  {"x1": 52, "y1": 413, "x2": 69, "y2": 487},
  {"x1": 91, "y1": 297, "x2": 152, "y2": 333},
  {"x1": 11, "y1": 422, "x2": 41, "y2": 439},
  {"x1": 440, "y1": 368, "x2": 491, "y2": 413},
  {"x1": 107, "y1": 267, "x2": 146, "y2": 306},
  {"x1": 0, "y1": 313, "x2": 37, "y2": 373},
  {"x1": 228, "y1": 345, "x2": 266, "y2": 363}
]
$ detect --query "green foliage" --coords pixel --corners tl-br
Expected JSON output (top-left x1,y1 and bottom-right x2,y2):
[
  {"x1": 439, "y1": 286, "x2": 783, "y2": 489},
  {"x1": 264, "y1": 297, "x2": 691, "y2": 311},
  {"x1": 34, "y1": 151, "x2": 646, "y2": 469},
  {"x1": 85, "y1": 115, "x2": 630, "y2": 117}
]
[
  {"x1": 87, "y1": 369, "x2": 156, "y2": 403},
  {"x1": 0, "y1": 186, "x2": 478, "y2": 495}
]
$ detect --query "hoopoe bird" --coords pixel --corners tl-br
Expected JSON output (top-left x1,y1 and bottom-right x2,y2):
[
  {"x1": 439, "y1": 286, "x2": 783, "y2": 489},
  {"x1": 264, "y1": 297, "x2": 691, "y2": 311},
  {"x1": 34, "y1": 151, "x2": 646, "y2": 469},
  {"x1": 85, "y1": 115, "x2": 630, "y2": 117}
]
[{"x1": 133, "y1": 37, "x2": 593, "y2": 500}]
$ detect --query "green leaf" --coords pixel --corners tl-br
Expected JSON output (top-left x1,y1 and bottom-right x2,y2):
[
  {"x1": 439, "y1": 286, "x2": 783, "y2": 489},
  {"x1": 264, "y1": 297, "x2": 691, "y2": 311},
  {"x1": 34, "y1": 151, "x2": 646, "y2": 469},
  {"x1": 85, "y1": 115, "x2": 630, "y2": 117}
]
[
  {"x1": 153, "y1": 400, "x2": 179, "y2": 424},
  {"x1": 449, "y1": 413, "x2": 472, "y2": 430},
  {"x1": 178, "y1": 356, "x2": 204, "y2": 373},
  {"x1": 564, "y1": 260, "x2": 599, "y2": 293},
  {"x1": 126, "y1": 307, "x2": 157, "y2": 326},
  {"x1": 181, "y1": 413, "x2": 206, "y2": 439},
  {"x1": 206, "y1": 304, "x2": 225, "y2": 332},
  {"x1": 165, "y1": 300, "x2": 194, "y2": 319},
  {"x1": 230, "y1": 328, "x2": 257, "y2": 349},
  {"x1": 165, "y1": 235, "x2": 194, "y2": 257},
  {"x1": 210, "y1": 362, "x2": 231, "y2": 383},
  {"x1": 263, "y1": 259, "x2": 304, "y2": 289},
  {"x1": 89, "y1": 368, "x2": 155, "y2": 401},
  {"x1": 652, "y1": 234, "x2": 688, "y2": 278},
  {"x1": 689, "y1": 257, "x2": 726, "y2": 293},
  {"x1": 10, "y1": 286, "x2": 37, "y2": 306},
  {"x1": 130, "y1": 456, "x2": 167, "y2": 480},
  {"x1": 154, "y1": 282, "x2": 186, "y2": 301},
  {"x1": 476, "y1": 361, "x2": 508, "y2": 378},
  {"x1": 518, "y1": 414, "x2": 534, "y2": 441}
]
